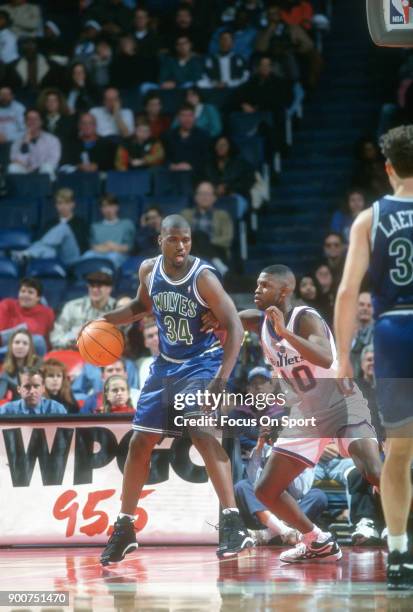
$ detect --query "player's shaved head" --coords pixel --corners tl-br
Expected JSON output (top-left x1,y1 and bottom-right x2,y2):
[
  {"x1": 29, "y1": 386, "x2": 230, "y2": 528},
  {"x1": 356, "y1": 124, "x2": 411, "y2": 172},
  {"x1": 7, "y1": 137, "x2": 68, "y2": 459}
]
[
  {"x1": 261, "y1": 265, "x2": 296, "y2": 291},
  {"x1": 161, "y1": 214, "x2": 191, "y2": 235}
]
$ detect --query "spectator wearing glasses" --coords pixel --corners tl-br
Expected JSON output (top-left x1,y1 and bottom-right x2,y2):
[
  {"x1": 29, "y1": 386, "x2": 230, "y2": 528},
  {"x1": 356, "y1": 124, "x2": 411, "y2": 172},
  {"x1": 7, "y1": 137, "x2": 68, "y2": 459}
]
[
  {"x1": 0, "y1": 367, "x2": 67, "y2": 416},
  {"x1": 50, "y1": 269, "x2": 116, "y2": 349}
]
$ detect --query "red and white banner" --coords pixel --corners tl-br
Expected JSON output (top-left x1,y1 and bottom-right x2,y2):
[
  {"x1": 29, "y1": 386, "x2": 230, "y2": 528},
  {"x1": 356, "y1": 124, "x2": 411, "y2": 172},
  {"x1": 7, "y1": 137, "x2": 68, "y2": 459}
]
[{"x1": 0, "y1": 421, "x2": 219, "y2": 545}]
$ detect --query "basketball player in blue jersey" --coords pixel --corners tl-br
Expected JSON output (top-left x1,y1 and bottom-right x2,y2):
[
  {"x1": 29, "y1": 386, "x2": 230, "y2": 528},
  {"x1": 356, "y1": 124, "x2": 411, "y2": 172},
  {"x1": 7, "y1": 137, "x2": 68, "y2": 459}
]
[
  {"x1": 96, "y1": 214, "x2": 254, "y2": 564},
  {"x1": 202, "y1": 265, "x2": 382, "y2": 563},
  {"x1": 335, "y1": 125, "x2": 413, "y2": 590}
]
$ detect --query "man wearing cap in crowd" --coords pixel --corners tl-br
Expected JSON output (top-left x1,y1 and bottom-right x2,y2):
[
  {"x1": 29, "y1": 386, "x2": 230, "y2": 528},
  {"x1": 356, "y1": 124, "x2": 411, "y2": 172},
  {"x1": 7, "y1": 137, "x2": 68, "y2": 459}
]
[{"x1": 50, "y1": 268, "x2": 116, "y2": 349}]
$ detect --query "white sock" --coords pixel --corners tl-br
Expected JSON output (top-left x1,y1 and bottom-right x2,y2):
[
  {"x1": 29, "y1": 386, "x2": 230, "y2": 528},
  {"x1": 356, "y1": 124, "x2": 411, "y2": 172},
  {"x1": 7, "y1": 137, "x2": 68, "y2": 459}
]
[
  {"x1": 118, "y1": 513, "x2": 134, "y2": 521},
  {"x1": 222, "y1": 507, "x2": 239, "y2": 515},
  {"x1": 302, "y1": 525, "x2": 323, "y2": 544},
  {"x1": 261, "y1": 513, "x2": 289, "y2": 536},
  {"x1": 388, "y1": 533, "x2": 408, "y2": 554}
]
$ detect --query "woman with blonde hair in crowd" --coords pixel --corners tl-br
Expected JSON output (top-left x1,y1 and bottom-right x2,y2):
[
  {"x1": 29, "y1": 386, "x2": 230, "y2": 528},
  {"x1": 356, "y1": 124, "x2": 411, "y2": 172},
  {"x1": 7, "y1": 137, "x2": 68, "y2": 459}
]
[
  {"x1": 42, "y1": 358, "x2": 79, "y2": 414},
  {"x1": 0, "y1": 330, "x2": 40, "y2": 401},
  {"x1": 99, "y1": 375, "x2": 135, "y2": 415}
]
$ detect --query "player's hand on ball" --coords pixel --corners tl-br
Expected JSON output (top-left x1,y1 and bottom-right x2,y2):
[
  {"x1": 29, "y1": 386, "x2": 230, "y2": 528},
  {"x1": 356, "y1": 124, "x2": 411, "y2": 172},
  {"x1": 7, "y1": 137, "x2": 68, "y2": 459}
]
[{"x1": 265, "y1": 306, "x2": 286, "y2": 336}]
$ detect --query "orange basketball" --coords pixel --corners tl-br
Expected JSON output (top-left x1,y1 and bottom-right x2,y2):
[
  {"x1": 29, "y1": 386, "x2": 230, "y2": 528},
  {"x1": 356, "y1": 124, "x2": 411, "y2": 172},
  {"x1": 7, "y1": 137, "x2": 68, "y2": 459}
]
[{"x1": 77, "y1": 320, "x2": 125, "y2": 366}]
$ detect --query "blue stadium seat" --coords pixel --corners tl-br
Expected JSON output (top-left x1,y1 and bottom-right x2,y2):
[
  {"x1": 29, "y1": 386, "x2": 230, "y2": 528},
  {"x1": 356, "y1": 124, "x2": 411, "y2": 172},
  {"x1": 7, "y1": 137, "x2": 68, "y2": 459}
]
[
  {"x1": 6, "y1": 174, "x2": 52, "y2": 198},
  {"x1": 142, "y1": 195, "x2": 189, "y2": 216},
  {"x1": 229, "y1": 111, "x2": 273, "y2": 140},
  {"x1": 70, "y1": 257, "x2": 117, "y2": 281},
  {"x1": 234, "y1": 136, "x2": 265, "y2": 171},
  {"x1": 120, "y1": 256, "x2": 146, "y2": 277},
  {"x1": 90, "y1": 195, "x2": 142, "y2": 223},
  {"x1": 152, "y1": 168, "x2": 193, "y2": 197},
  {"x1": 116, "y1": 256, "x2": 145, "y2": 295},
  {"x1": 106, "y1": 170, "x2": 151, "y2": 197},
  {"x1": 158, "y1": 89, "x2": 185, "y2": 114},
  {"x1": 0, "y1": 198, "x2": 41, "y2": 229},
  {"x1": 0, "y1": 229, "x2": 31, "y2": 251},
  {"x1": 26, "y1": 258, "x2": 66, "y2": 279},
  {"x1": 55, "y1": 172, "x2": 101, "y2": 199},
  {"x1": 0, "y1": 258, "x2": 18, "y2": 277},
  {"x1": 0, "y1": 258, "x2": 19, "y2": 298}
]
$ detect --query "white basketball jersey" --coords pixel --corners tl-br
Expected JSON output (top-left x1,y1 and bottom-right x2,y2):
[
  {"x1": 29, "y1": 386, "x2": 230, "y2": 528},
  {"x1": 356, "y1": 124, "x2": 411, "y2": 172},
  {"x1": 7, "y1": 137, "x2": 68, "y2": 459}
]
[{"x1": 261, "y1": 306, "x2": 338, "y2": 408}]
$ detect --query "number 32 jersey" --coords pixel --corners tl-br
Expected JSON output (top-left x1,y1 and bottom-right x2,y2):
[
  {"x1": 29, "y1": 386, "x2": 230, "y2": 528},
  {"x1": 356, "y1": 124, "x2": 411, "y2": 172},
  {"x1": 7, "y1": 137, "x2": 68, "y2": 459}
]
[
  {"x1": 149, "y1": 255, "x2": 220, "y2": 362},
  {"x1": 370, "y1": 196, "x2": 413, "y2": 318},
  {"x1": 261, "y1": 306, "x2": 338, "y2": 411}
]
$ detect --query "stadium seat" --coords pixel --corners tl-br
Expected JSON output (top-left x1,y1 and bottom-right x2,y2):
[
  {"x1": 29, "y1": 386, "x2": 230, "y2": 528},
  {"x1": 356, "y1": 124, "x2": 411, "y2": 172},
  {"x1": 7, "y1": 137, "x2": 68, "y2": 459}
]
[
  {"x1": 26, "y1": 258, "x2": 66, "y2": 279},
  {"x1": 0, "y1": 228, "x2": 31, "y2": 251},
  {"x1": 0, "y1": 258, "x2": 19, "y2": 298},
  {"x1": 115, "y1": 256, "x2": 146, "y2": 295},
  {"x1": 120, "y1": 256, "x2": 146, "y2": 277},
  {"x1": 0, "y1": 198, "x2": 41, "y2": 229},
  {"x1": 0, "y1": 258, "x2": 18, "y2": 277},
  {"x1": 234, "y1": 136, "x2": 265, "y2": 171},
  {"x1": 55, "y1": 172, "x2": 101, "y2": 199},
  {"x1": 6, "y1": 174, "x2": 52, "y2": 198},
  {"x1": 70, "y1": 257, "x2": 117, "y2": 281},
  {"x1": 158, "y1": 89, "x2": 185, "y2": 114},
  {"x1": 152, "y1": 168, "x2": 193, "y2": 197},
  {"x1": 142, "y1": 195, "x2": 189, "y2": 216},
  {"x1": 106, "y1": 170, "x2": 151, "y2": 197},
  {"x1": 229, "y1": 111, "x2": 273, "y2": 140}
]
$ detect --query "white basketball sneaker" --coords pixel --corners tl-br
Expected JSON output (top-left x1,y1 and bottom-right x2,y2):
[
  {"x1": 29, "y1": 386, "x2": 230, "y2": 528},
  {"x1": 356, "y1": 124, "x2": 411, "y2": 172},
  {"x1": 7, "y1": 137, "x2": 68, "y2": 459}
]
[{"x1": 279, "y1": 532, "x2": 342, "y2": 563}]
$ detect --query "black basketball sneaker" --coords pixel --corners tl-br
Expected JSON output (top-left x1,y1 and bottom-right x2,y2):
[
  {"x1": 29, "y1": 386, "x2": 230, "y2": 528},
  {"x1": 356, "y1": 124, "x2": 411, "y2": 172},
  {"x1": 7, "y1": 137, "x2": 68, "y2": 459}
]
[
  {"x1": 216, "y1": 511, "x2": 255, "y2": 558},
  {"x1": 387, "y1": 550, "x2": 413, "y2": 590},
  {"x1": 100, "y1": 516, "x2": 138, "y2": 566}
]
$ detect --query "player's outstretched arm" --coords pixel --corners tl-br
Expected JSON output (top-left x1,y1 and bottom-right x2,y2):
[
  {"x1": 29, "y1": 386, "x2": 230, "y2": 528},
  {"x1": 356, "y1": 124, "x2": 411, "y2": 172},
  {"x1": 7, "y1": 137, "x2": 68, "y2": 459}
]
[
  {"x1": 266, "y1": 305, "x2": 333, "y2": 368},
  {"x1": 197, "y1": 269, "x2": 244, "y2": 383},
  {"x1": 334, "y1": 209, "x2": 372, "y2": 378},
  {"x1": 102, "y1": 259, "x2": 154, "y2": 326}
]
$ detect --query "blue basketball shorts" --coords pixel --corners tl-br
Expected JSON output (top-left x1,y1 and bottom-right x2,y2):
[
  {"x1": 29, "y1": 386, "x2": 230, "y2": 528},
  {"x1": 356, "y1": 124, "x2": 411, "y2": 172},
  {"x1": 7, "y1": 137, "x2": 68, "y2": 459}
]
[
  {"x1": 132, "y1": 347, "x2": 224, "y2": 436},
  {"x1": 374, "y1": 312, "x2": 413, "y2": 428}
]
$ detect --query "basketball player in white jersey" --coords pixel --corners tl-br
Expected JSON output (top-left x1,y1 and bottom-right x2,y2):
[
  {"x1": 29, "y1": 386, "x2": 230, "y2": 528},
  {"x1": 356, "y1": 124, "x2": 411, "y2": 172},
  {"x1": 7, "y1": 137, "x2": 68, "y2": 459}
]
[{"x1": 203, "y1": 264, "x2": 382, "y2": 562}]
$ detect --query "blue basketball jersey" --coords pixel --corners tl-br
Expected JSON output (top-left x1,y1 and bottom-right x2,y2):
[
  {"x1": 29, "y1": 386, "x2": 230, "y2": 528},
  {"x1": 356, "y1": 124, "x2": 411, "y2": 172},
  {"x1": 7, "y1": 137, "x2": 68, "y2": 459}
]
[
  {"x1": 148, "y1": 255, "x2": 221, "y2": 361},
  {"x1": 370, "y1": 195, "x2": 413, "y2": 318}
]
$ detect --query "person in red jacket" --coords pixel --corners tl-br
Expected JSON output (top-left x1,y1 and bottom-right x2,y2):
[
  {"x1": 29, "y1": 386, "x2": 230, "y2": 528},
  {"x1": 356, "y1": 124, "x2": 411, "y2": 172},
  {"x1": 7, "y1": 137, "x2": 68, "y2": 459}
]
[{"x1": 0, "y1": 277, "x2": 55, "y2": 356}]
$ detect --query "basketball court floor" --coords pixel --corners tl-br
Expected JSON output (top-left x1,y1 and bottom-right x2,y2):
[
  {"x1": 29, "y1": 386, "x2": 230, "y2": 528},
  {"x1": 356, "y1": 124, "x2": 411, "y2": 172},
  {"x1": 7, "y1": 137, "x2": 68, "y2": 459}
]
[{"x1": 1, "y1": 546, "x2": 413, "y2": 611}]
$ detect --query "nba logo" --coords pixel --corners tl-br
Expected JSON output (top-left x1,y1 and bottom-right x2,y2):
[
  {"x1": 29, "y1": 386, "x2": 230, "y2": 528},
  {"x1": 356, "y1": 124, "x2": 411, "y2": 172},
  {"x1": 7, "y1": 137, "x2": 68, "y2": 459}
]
[{"x1": 390, "y1": 0, "x2": 411, "y2": 24}]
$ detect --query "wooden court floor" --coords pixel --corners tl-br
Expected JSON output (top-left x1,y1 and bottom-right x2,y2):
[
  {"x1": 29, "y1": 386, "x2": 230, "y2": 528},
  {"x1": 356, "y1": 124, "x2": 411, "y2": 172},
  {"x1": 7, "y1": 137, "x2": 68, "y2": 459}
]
[{"x1": 1, "y1": 546, "x2": 413, "y2": 611}]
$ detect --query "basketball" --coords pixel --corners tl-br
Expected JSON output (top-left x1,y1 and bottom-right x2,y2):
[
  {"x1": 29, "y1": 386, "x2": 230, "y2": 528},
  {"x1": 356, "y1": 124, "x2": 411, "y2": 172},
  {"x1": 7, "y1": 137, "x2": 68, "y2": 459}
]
[{"x1": 77, "y1": 320, "x2": 124, "y2": 366}]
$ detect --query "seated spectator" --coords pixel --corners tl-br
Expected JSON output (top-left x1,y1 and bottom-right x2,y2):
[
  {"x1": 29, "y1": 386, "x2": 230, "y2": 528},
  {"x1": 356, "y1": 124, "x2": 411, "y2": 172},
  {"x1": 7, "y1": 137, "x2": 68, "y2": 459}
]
[
  {"x1": 330, "y1": 190, "x2": 367, "y2": 243},
  {"x1": 160, "y1": 35, "x2": 203, "y2": 90},
  {"x1": 37, "y1": 87, "x2": 74, "y2": 144},
  {"x1": 3, "y1": 0, "x2": 42, "y2": 39},
  {"x1": 97, "y1": 375, "x2": 135, "y2": 414},
  {"x1": 205, "y1": 135, "x2": 255, "y2": 202},
  {"x1": 65, "y1": 63, "x2": 99, "y2": 115},
  {"x1": 161, "y1": 5, "x2": 208, "y2": 54},
  {"x1": 164, "y1": 104, "x2": 210, "y2": 179},
  {"x1": 0, "y1": 367, "x2": 67, "y2": 416},
  {"x1": 78, "y1": 359, "x2": 139, "y2": 412},
  {"x1": 350, "y1": 292, "x2": 374, "y2": 379},
  {"x1": 209, "y1": 8, "x2": 258, "y2": 61},
  {"x1": 13, "y1": 188, "x2": 89, "y2": 265},
  {"x1": 220, "y1": 1, "x2": 265, "y2": 29},
  {"x1": 50, "y1": 268, "x2": 116, "y2": 349},
  {"x1": 280, "y1": 0, "x2": 314, "y2": 30},
  {"x1": 352, "y1": 137, "x2": 391, "y2": 201},
  {"x1": 136, "y1": 317, "x2": 159, "y2": 390},
  {"x1": 135, "y1": 206, "x2": 163, "y2": 256},
  {"x1": 8, "y1": 109, "x2": 61, "y2": 178},
  {"x1": 143, "y1": 92, "x2": 171, "y2": 139},
  {"x1": 256, "y1": 3, "x2": 320, "y2": 87},
  {"x1": 61, "y1": 112, "x2": 115, "y2": 172},
  {"x1": 322, "y1": 232, "x2": 346, "y2": 287},
  {"x1": 42, "y1": 358, "x2": 79, "y2": 414},
  {"x1": 85, "y1": 0, "x2": 133, "y2": 38},
  {"x1": 0, "y1": 86, "x2": 25, "y2": 144},
  {"x1": 199, "y1": 29, "x2": 250, "y2": 89},
  {"x1": 132, "y1": 7, "x2": 161, "y2": 59},
  {"x1": 172, "y1": 88, "x2": 222, "y2": 138},
  {"x1": 0, "y1": 278, "x2": 54, "y2": 356},
  {"x1": 0, "y1": 10, "x2": 18, "y2": 65},
  {"x1": 88, "y1": 38, "x2": 113, "y2": 90},
  {"x1": 115, "y1": 120, "x2": 165, "y2": 170},
  {"x1": 14, "y1": 39, "x2": 54, "y2": 92},
  {"x1": 39, "y1": 20, "x2": 70, "y2": 65},
  {"x1": 181, "y1": 181, "x2": 234, "y2": 272},
  {"x1": 73, "y1": 20, "x2": 101, "y2": 64},
  {"x1": 313, "y1": 263, "x2": 335, "y2": 324},
  {"x1": 296, "y1": 274, "x2": 322, "y2": 310},
  {"x1": 110, "y1": 34, "x2": 159, "y2": 92},
  {"x1": 91, "y1": 87, "x2": 134, "y2": 139},
  {"x1": 0, "y1": 330, "x2": 40, "y2": 401},
  {"x1": 82, "y1": 194, "x2": 135, "y2": 268}
]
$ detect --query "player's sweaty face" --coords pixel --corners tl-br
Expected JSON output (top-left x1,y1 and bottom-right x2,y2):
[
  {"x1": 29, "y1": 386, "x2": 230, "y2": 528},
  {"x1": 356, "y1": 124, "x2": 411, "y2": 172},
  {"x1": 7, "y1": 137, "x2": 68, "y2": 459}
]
[
  {"x1": 254, "y1": 274, "x2": 283, "y2": 310},
  {"x1": 161, "y1": 229, "x2": 192, "y2": 267}
]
